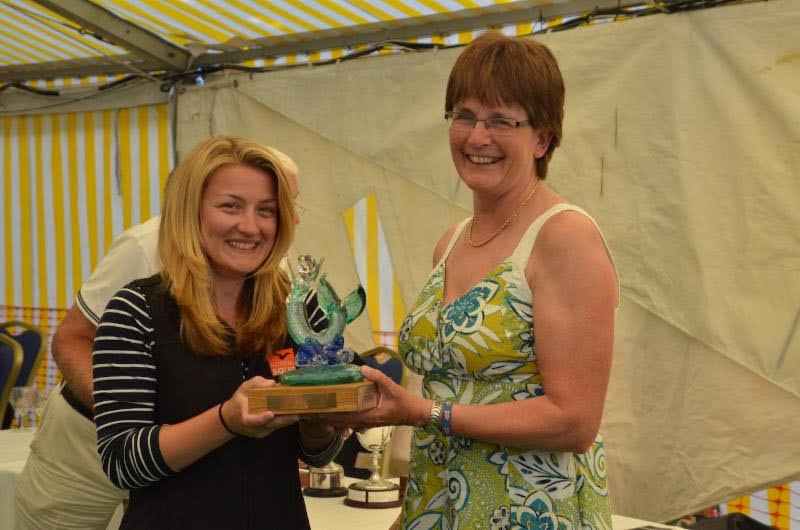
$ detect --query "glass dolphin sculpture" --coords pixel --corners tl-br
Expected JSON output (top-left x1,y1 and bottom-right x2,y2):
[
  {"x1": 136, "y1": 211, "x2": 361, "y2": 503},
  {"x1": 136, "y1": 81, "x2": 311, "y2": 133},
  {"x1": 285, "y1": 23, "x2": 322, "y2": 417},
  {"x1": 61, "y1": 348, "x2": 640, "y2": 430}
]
[{"x1": 286, "y1": 255, "x2": 366, "y2": 368}]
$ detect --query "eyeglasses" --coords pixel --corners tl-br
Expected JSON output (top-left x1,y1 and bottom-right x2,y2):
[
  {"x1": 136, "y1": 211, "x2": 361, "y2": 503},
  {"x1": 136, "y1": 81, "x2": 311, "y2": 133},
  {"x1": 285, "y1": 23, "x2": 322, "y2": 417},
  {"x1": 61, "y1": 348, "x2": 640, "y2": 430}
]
[{"x1": 444, "y1": 111, "x2": 531, "y2": 136}]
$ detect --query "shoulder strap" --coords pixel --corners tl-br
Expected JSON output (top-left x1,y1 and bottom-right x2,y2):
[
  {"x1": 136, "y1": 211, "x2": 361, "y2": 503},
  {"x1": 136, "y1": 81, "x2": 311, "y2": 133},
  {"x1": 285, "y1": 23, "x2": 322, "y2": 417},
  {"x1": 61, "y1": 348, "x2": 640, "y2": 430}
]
[
  {"x1": 510, "y1": 203, "x2": 620, "y2": 305},
  {"x1": 433, "y1": 218, "x2": 471, "y2": 270},
  {"x1": 511, "y1": 203, "x2": 577, "y2": 266}
]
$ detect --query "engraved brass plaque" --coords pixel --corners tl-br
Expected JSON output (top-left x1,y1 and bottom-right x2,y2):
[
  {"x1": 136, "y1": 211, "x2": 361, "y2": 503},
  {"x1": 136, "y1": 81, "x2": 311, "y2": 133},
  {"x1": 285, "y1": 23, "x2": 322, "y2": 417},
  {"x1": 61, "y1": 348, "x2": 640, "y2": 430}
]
[{"x1": 267, "y1": 392, "x2": 337, "y2": 410}]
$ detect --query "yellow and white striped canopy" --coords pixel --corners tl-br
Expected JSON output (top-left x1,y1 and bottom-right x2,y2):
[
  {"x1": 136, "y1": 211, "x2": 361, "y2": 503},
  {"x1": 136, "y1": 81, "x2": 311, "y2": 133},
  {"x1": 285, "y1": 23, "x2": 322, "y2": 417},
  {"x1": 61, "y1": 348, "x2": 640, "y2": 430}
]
[{"x1": 0, "y1": 0, "x2": 607, "y2": 83}]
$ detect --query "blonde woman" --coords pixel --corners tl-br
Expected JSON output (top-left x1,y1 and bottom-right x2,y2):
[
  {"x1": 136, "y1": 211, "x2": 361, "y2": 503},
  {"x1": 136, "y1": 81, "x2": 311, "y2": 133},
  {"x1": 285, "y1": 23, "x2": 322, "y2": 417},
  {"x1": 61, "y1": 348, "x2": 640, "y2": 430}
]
[{"x1": 92, "y1": 136, "x2": 341, "y2": 529}]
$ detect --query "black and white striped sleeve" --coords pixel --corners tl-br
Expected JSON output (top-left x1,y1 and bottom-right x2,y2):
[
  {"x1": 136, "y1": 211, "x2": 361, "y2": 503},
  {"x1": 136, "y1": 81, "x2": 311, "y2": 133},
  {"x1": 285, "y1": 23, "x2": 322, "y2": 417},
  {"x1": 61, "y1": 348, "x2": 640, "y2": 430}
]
[{"x1": 93, "y1": 283, "x2": 175, "y2": 489}]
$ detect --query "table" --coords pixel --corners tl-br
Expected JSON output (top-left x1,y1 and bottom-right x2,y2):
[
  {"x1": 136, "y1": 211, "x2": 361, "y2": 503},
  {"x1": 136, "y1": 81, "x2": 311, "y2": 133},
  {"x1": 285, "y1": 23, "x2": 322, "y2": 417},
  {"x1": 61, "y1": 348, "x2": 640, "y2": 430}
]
[
  {"x1": 0, "y1": 428, "x2": 681, "y2": 530},
  {"x1": 0, "y1": 428, "x2": 36, "y2": 529},
  {"x1": 305, "y1": 477, "x2": 401, "y2": 530}
]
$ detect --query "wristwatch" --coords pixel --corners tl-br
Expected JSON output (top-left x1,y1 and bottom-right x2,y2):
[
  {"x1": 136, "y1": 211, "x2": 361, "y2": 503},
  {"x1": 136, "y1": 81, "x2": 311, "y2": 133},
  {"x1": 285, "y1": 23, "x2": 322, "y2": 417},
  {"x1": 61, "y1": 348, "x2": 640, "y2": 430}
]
[{"x1": 424, "y1": 398, "x2": 443, "y2": 434}]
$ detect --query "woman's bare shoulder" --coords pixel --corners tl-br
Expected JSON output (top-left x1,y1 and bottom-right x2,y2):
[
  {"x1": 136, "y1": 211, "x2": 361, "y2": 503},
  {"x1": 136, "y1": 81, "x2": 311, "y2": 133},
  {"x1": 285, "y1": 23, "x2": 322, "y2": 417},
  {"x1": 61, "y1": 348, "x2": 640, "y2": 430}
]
[
  {"x1": 529, "y1": 210, "x2": 615, "y2": 290},
  {"x1": 536, "y1": 209, "x2": 603, "y2": 253}
]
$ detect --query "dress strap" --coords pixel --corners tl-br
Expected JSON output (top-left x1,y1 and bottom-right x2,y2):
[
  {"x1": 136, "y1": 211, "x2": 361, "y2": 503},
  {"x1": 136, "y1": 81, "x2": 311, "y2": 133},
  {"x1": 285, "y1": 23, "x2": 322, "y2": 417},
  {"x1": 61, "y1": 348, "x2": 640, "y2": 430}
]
[
  {"x1": 433, "y1": 217, "x2": 471, "y2": 270},
  {"x1": 511, "y1": 203, "x2": 577, "y2": 265},
  {"x1": 510, "y1": 203, "x2": 619, "y2": 305}
]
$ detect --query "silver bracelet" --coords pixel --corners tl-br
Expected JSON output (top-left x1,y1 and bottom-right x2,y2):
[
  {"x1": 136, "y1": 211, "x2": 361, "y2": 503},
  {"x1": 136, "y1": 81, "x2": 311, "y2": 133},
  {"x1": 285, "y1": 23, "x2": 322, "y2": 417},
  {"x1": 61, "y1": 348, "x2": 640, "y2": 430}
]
[{"x1": 425, "y1": 398, "x2": 443, "y2": 433}]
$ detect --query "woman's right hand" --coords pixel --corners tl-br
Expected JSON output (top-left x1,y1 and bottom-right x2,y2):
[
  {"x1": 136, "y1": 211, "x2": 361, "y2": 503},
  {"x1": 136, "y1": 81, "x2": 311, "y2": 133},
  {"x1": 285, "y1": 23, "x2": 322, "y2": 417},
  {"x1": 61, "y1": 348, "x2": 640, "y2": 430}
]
[
  {"x1": 220, "y1": 376, "x2": 300, "y2": 438},
  {"x1": 324, "y1": 366, "x2": 428, "y2": 431}
]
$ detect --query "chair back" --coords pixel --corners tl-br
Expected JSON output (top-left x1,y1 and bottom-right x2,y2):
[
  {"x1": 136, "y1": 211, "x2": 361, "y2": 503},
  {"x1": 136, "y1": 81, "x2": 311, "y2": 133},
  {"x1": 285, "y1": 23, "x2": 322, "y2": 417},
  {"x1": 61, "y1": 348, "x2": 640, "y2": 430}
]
[
  {"x1": 359, "y1": 346, "x2": 412, "y2": 478},
  {"x1": 0, "y1": 321, "x2": 46, "y2": 387},
  {"x1": 0, "y1": 334, "x2": 23, "y2": 429},
  {"x1": 360, "y1": 346, "x2": 409, "y2": 387}
]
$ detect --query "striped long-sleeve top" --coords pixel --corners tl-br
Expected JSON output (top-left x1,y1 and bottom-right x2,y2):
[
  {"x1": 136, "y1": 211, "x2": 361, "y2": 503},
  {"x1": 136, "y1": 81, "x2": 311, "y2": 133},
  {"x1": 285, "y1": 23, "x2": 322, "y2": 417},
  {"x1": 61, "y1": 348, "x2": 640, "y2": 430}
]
[{"x1": 93, "y1": 283, "x2": 343, "y2": 490}]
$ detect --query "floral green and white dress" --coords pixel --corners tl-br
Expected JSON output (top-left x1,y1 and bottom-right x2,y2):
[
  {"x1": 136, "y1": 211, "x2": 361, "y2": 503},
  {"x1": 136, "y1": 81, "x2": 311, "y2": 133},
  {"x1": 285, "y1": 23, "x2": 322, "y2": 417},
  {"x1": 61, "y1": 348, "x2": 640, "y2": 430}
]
[{"x1": 398, "y1": 204, "x2": 614, "y2": 530}]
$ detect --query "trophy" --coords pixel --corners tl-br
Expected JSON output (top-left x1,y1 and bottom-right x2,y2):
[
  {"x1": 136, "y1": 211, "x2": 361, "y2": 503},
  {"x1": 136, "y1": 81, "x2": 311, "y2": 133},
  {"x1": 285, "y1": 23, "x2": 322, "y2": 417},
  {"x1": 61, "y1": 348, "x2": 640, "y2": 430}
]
[
  {"x1": 248, "y1": 255, "x2": 376, "y2": 414},
  {"x1": 246, "y1": 255, "x2": 376, "y2": 497},
  {"x1": 303, "y1": 460, "x2": 349, "y2": 498},
  {"x1": 344, "y1": 426, "x2": 402, "y2": 508}
]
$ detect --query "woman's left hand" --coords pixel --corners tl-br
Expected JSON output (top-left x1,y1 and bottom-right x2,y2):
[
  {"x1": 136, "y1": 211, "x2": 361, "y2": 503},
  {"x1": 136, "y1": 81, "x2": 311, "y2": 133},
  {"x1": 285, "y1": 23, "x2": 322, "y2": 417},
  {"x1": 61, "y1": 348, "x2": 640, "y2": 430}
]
[
  {"x1": 222, "y1": 376, "x2": 300, "y2": 438},
  {"x1": 324, "y1": 365, "x2": 427, "y2": 431}
]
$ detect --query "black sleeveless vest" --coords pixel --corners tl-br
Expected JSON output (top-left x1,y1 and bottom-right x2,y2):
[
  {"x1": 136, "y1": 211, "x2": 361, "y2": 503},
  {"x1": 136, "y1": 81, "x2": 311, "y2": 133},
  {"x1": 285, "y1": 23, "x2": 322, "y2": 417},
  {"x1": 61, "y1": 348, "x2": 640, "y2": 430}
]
[{"x1": 121, "y1": 276, "x2": 310, "y2": 530}]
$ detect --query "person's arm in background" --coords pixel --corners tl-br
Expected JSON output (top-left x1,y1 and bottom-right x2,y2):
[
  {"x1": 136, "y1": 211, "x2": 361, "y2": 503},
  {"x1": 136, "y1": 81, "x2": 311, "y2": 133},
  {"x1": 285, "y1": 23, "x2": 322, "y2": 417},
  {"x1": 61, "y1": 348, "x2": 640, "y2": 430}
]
[
  {"x1": 52, "y1": 217, "x2": 160, "y2": 410},
  {"x1": 51, "y1": 307, "x2": 98, "y2": 408}
]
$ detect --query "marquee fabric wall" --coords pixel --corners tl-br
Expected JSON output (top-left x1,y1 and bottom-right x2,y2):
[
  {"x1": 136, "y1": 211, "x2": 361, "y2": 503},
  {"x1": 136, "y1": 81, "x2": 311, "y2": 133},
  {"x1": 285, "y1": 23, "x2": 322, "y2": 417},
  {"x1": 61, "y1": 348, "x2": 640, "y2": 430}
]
[
  {"x1": 0, "y1": 103, "x2": 173, "y2": 390},
  {"x1": 342, "y1": 194, "x2": 407, "y2": 350}
]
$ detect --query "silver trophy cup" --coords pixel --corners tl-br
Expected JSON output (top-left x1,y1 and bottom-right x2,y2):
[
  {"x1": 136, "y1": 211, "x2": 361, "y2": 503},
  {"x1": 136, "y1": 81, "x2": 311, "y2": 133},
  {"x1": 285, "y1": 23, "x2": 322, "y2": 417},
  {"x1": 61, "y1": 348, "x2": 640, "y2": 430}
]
[{"x1": 344, "y1": 426, "x2": 402, "y2": 508}]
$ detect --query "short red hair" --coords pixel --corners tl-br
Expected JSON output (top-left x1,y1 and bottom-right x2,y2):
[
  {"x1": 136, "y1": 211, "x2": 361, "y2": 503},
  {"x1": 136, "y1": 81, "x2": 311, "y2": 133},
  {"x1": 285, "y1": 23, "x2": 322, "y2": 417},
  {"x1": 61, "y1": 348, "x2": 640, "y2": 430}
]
[{"x1": 445, "y1": 32, "x2": 565, "y2": 179}]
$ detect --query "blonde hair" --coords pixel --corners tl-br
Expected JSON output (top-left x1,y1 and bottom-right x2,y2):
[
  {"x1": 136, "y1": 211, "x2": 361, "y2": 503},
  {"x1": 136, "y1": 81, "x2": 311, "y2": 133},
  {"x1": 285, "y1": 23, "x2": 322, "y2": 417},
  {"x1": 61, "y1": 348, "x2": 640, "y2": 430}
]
[{"x1": 158, "y1": 136, "x2": 296, "y2": 357}]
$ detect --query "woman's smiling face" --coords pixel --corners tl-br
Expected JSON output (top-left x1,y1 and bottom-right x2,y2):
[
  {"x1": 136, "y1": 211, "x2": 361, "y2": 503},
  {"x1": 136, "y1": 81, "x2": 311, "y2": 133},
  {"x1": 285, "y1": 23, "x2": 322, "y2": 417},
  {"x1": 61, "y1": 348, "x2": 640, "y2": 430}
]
[
  {"x1": 449, "y1": 97, "x2": 550, "y2": 194},
  {"x1": 199, "y1": 163, "x2": 278, "y2": 281}
]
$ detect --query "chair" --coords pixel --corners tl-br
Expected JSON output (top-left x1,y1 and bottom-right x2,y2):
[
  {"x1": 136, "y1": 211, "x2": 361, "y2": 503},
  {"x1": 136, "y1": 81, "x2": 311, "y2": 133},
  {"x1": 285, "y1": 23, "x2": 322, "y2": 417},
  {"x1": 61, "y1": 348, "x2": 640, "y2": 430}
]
[
  {"x1": 360, "y1": 346, "x2": 410, "y2": 388},
  {"x1": 359, "y1": 346, "x2": 412, "y2": 478},
  {"x1": 0, "y1": 320, "x2": 47, "y2": 387},
  {"x1": 0, "y1": 334, "x2": 23, "y2": 429},
  {"x1": 0, "y1": 321, "x2": 46, "y2": 429}
]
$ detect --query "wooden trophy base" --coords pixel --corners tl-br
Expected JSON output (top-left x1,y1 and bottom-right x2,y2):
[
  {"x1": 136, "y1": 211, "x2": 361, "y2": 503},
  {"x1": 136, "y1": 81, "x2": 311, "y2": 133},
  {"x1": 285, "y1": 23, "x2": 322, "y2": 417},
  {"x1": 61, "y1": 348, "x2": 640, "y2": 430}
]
[
  {"x1": 248, "y1": 381, "x2": 377, "y2": 415},
  {"x1": 344, "y1": 481, "x2": 402, "y2": 509}
]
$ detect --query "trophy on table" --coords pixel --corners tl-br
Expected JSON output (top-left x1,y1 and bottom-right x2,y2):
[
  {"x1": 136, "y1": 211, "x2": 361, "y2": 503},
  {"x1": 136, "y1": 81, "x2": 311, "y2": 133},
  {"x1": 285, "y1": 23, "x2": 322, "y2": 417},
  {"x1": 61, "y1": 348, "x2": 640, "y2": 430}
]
[
  {"x1": 344, "y1": 426, "x2": 402, "y2": 508},
  {"x1": 247, "y1": 255, "x2": 377, "y2": 497}
]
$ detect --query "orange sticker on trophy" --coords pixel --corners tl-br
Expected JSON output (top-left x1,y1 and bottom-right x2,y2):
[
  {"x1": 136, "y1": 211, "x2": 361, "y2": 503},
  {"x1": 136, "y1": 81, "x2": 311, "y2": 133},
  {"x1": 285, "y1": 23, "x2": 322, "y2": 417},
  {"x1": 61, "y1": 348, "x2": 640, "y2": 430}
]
[{"x1": 268, "y1": 347, "x2": 296, "y2": 376}]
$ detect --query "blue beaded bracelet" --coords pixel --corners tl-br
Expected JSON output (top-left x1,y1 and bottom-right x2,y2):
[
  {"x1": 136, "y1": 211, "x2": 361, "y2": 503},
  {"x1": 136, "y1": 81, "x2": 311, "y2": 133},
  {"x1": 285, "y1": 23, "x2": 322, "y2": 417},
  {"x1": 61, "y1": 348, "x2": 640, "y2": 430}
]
[{"x1": 440, "y1": 400, "x2": 453, "y2": 436}]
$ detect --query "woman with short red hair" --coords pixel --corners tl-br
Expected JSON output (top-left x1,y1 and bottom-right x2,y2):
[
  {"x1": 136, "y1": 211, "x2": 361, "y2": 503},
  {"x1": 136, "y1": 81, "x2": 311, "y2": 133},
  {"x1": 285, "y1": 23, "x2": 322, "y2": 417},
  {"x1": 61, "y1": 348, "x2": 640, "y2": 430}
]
[{"x1": 330, "y1": 32, "x2": 619, "y2": 529}]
